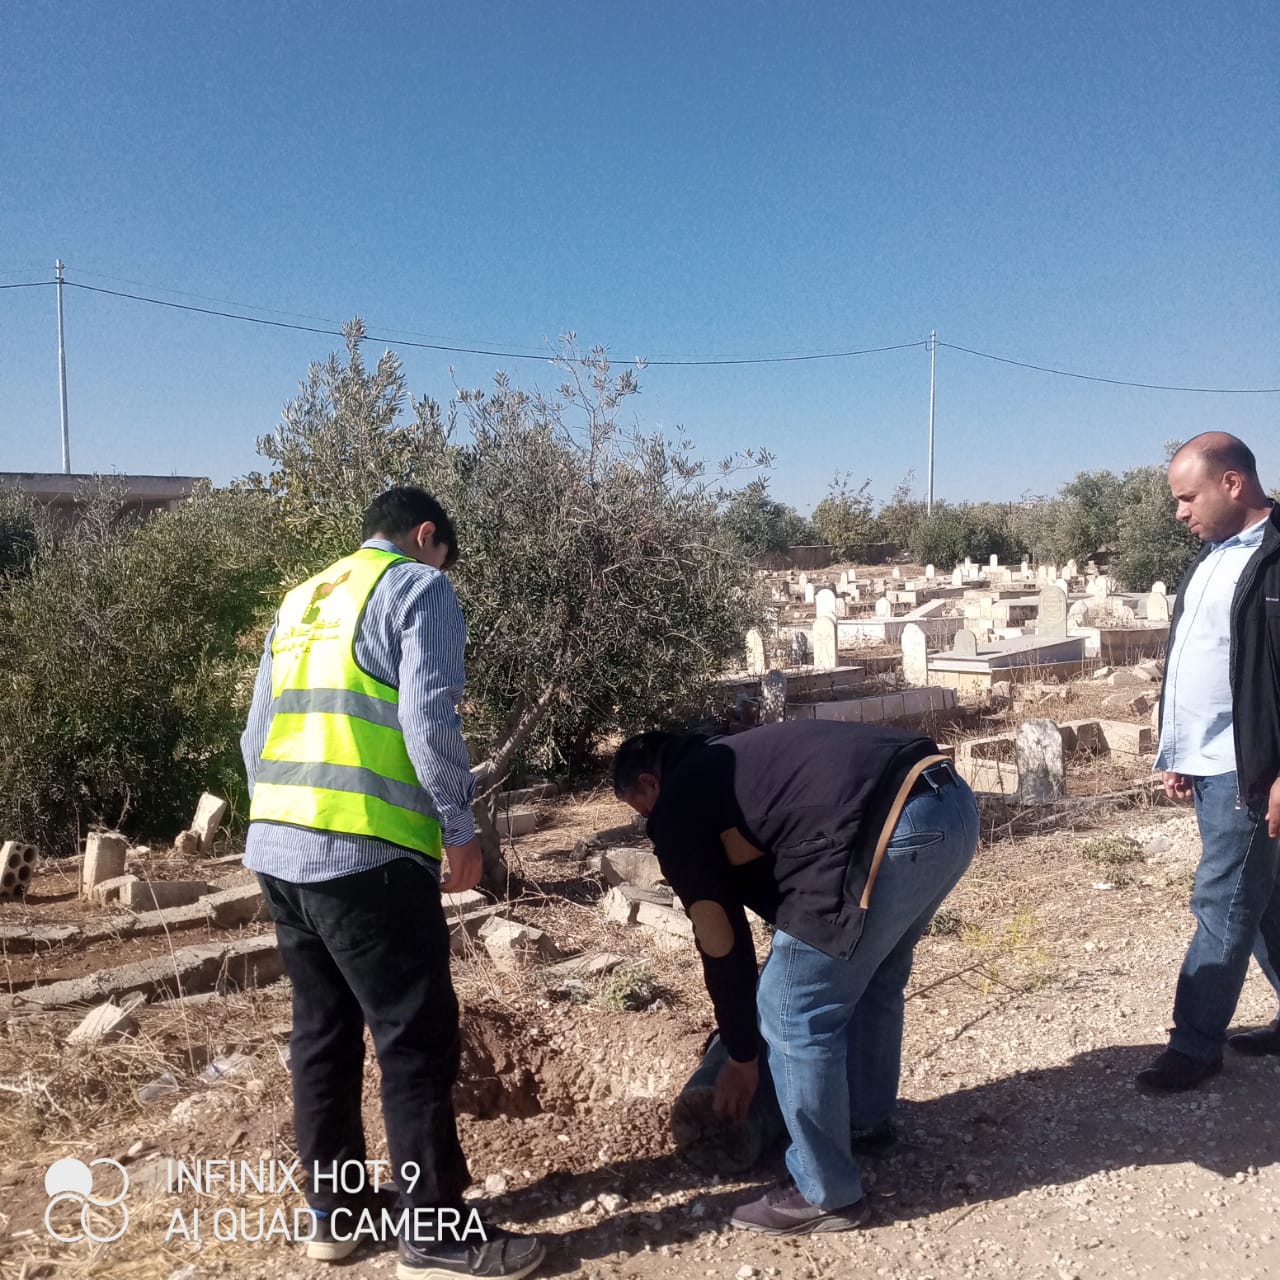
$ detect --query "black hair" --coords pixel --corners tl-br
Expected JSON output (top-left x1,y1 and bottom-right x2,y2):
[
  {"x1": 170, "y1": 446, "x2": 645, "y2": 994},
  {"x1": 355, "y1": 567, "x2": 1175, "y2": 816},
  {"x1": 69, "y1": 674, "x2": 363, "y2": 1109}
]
[
  {"x1": 1182, "y1": 434, "x2": 1259, "y2": 483},
  {"x1": 361, "y1": 487, "x2": 459, "y2": 567},
  {"x1": 612, "y1": 731, "x2": 677, "y2": 796}
]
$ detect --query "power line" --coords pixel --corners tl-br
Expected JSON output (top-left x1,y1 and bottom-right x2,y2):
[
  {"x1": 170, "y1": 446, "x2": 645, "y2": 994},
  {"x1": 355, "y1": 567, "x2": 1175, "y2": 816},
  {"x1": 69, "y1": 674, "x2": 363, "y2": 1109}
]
[
  {"x1": 6, "y1": 270, "x2": 1278, "y2": 390},
  {"x1": 938, "y1": 340, "x2": 1280, "y2": 395},
  {"x1": 61, "y1": 280, "x2": 929, "y2": 366}
]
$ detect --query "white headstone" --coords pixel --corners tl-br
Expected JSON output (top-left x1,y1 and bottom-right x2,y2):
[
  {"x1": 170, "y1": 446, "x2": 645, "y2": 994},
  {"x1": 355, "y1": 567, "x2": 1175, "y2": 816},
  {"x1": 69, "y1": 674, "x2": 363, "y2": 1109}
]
[
  {"x1": 925, "y1": 564, "x2": 935, "y2": 580},
  {"x1": 815, "y1": 588, "x2": 838, "y2": 619},
  {"x1": 798, "y1": 573, "x2": 808, "y2": 588},
  {"x1": 1021, "y1": 559, "x2": 1030, "y2": 576},
  {"x1": 1037, "y1": 584, "x2": 1069, "y2": 638},
  {"x1": 744, "y1": 628, "x2": 766, "y2": 675},
  {"x1": 952, "y1": 567, "x2": 964, "y2": 587},
  {"x1": 874, "y1": 596, "x2": 893, "y2": 618},
  {"x1": 1151, "y1": 580, "x2": 1167, "y2": 596},
  {"x1": 835, "y1": 596, "x2": 849, "y2": 618},
  {"x1": 1037, "y1": 565, "x2": 1049, "y2": 582},
  {"x1": 1064, "y1": 559, "x2": 1078, "y2": 578},
  {"x1": 1068, "y1": 599, "x2": 1090, "y2": 627},
  {"x1": 838, "y1": 571, "x2": 849, "y2": 588},
  {"x1": 892, "y1": 567, "x2": 902, "y2": 580},
  {"x1": 804, "y1": 584, "x2": 816, "y2": 604},
  {"x1": 760, "y1": 670, "x2": 787, "y2": 723},
  {"x1": 953, "y1": 629, "x2": 979, "y2": 658},
  {"x1": 901, "y1": 623, "x2": 929, "y2": 687},
  {"x1": 1147, "y1": 590, "x2": 1170, "y2": 623},
  {"x1": 1090, "y1": 575, "x2": 1111, "y2": 599},
  {"x1": 1055, "y1": 577, "x2": 1071, "y2": 596},
  {"x1": 989, "y1": 554, "x2": 1000, "y2": 569},
  {"x1": 812, "y1": 616, "x2": 838, "y2": 671},
  {"x1": 847, "y1": 568, "x2": 857, "y2": 582},
  {"x1": 1016, "y1": 719, "x2": 1066, "y2": 805}
]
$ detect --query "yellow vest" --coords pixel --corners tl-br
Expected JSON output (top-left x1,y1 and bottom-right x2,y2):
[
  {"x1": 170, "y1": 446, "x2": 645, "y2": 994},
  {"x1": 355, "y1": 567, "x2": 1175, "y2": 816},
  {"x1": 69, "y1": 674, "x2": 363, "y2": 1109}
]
[{"x1": 248, "y1": 547, "x2": 444, "y2": 860}]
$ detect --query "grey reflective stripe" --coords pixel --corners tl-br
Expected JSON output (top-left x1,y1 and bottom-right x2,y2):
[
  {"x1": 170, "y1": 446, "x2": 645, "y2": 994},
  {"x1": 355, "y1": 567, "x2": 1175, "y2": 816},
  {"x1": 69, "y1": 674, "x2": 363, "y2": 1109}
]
[
  {"x1": 272, "y1": 688, "x2": 401, "y2": 730},
  {"x1": 254, "y1": 759, "x2": 439, "y2": 821}
]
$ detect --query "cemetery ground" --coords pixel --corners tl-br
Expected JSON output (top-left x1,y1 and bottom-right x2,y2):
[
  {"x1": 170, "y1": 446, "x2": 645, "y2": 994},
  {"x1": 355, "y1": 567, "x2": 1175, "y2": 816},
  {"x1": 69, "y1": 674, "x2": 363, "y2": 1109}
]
[{"x1": 2, "y1": 706, "x2": 1279, "y2": 1278}]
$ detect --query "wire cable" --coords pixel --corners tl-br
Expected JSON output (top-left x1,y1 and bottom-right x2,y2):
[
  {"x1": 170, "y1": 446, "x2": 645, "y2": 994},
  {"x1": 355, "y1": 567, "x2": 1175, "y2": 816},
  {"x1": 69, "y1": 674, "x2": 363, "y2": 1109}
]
[
  {"x1": 0, "y1": 280, "x2": 55, "y2": 290},
  {"x1": 938, "y1": 340, "x2": 1280, "y2": 395}
]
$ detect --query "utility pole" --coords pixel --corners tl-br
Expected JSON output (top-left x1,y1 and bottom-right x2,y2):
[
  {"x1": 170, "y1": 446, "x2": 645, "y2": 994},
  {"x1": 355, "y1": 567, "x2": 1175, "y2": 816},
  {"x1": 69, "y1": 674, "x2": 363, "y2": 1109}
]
[
  {"x1": 926, "y1": 329, "x2": 936, "y2": 515},
  {"x1": 56, "y1": 259, "x2": 71, "y2": 474}
]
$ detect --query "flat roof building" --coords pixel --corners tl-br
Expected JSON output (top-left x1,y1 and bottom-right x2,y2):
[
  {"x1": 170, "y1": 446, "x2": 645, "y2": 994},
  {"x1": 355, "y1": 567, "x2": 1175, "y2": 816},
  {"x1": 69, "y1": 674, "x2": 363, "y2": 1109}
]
[{"x1": 0, "y1": 473, "x2": 205, "y2": 522}]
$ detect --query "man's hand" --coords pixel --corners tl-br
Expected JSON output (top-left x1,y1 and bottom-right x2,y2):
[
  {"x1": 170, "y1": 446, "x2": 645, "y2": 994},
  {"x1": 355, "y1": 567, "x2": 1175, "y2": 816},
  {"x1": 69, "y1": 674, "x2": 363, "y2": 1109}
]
[
  {"x1": 441, "y1": 839, "x2": 483, "y2": 894},
  {"x1": 1268, "y1": 778, "x2": 1280, "y2": 840},
  {"x1": 1162, "y1": 771, "x2": 1194, "y2": 802},
  {"x1": 713, "y1": 1056, "x2": 759, "y2": 1123}
]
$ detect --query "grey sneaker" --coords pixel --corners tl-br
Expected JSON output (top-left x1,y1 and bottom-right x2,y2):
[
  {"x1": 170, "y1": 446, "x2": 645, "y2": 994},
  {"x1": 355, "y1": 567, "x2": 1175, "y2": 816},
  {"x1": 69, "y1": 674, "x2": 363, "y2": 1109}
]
[
  {"x1": 397, "y1": 1227, "x2": 545, "y2": 1279},
  {"x1": 730, "y1": 1181, "x2": 869, "y2": 1235}
]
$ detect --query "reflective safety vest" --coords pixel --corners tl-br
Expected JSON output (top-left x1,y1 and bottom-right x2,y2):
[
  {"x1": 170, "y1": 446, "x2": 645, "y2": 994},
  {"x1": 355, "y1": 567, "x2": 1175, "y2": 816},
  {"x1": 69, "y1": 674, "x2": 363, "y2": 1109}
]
[{"x1": 248, "y1": 547, "x2": 444, "y2": 860}]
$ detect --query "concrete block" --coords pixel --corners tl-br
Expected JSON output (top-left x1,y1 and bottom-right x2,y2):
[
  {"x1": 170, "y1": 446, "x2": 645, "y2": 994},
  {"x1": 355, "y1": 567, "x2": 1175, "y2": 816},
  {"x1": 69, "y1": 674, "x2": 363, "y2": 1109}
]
[
  {"x1": 81, "y1": 832, "x2": 128, "y2": 898},
  {"x1": 604, "y1": 884, "x2": 674, "y2": 926},
  {"x1": 448, "y1": 903, "x2": 509, "y2": 953},
  {"x1": 1097, "y1": 720, "x2": 1154, "y2": 756},
  {"x1": 956, "y1": 758, "x2": 1019, "y2": 794},
  {"x1": 1106, "y1": 669, "x2": 1151, "y2": 688},
  {"x1": 599, "y1": 847, "x2": 665, "y2": 889},
  {"x1": 189, "y1": 792, "x2": 230, "y2": 853},
  {"x1": 958, "y1": 735, "x2": 1016, "y2": 761},
  {"x1": 635, "y1": 899, "x2": 695, "y2": 944},
  {"x1": 1062, "y1": 720, "x2": 1104, "y2": 755},
  {"x1": 121, "y1": 880, "x2": 211, "y2": 911},
  {"x1": 0, "y1": 923, "x2": 82, "y2": 952},
  {"x1": 477, "y1": 916, "x2": 560, "y2": 970},
  {"x1": 91, "y1": 873, "x2": 140, "y2": 905},
  {"x1": 495, "y1": 806, "x2": 538, "y2": 838},
  {"x1": 67, "y1": 1001, "x2": 139, "y2": 1046},
  {"x1": 203, "y1": 881, "x2": 267, "y2": 928},
  {"x1": 1, "y1": 841, "x2": 37, "y2": 901}
]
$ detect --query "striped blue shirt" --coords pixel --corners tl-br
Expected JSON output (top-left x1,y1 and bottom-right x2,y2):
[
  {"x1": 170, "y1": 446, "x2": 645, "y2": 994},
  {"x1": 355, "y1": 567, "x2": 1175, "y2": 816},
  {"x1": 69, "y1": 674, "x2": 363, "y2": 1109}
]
[
  {"x1": 1156, "y1": 514, "x2": 1270, "y2": 778},
  {"x1": 241, "y1": 539, "x2": 475, "y2": 882}
]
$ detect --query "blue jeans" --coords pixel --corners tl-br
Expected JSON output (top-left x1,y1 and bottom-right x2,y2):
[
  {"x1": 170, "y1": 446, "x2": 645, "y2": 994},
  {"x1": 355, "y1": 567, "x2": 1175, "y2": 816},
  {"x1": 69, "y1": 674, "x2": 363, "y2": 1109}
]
[
  {"x1": 757, "y1": 772, "x2": 979, "y2": 1209},
  {"x1": 1171, "y1": 771, "x2": 1280, "y2": 1060}
]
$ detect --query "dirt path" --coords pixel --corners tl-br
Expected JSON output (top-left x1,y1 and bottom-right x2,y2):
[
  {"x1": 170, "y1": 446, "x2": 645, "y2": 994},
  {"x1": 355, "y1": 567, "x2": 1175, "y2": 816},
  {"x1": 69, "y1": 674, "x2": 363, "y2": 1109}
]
[{"x1": 2, "y1": 803, "x2": 1278, "y2": 1280}]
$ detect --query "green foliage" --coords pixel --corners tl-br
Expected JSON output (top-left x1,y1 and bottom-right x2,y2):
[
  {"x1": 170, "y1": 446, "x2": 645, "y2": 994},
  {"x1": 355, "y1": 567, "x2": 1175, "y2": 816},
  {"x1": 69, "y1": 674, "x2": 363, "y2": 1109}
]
[
  {"x1": 812, "y1": 472, "x2": 875, "y2": 559},
  {"x1": 874, "y1": 471, "x2": 926, "y2": 551},
  {"x1": 597, "y1": 964, "x2": 662, "y2": 1012},
  {"x1": 251, "y1": 327, "x2": 763, "y2": 783},
  {"x1": 1110, "y1": 464, "x2": 1199, "y2": 590},
  {"x1": 720, "y1": 480, "x2": 817, "y2": 557},
  {"x1": 1082, "y1": 835, "x2": 1144, "y2": 866},
  {"x1": 909, "y1": 502, "x2": 1018, "y2": 568},
  {"x1": 0, "y1": 491, "x2": 40, "y2": 581},
  {"x1": 0, "y1": 483, "x2": 280, "y2": 851}
]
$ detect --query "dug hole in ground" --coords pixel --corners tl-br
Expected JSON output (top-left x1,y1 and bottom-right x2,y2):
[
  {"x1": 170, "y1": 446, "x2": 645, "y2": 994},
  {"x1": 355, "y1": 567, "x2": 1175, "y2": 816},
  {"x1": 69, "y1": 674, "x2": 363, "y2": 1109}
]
[{"x1": 1, "y1": 765, "x2": 1278, "y2": 1280}]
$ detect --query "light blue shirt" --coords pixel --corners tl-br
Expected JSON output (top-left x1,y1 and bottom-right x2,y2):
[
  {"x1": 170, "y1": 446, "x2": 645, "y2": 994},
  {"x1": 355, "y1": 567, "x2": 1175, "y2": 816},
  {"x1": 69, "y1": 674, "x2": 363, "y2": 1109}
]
[
  {"x1": 241, "y1": 539, "x2": 475, "y2": 882},
  {"x1": 1156, "y1": 514, "x2": 1271, "y2": 777}
]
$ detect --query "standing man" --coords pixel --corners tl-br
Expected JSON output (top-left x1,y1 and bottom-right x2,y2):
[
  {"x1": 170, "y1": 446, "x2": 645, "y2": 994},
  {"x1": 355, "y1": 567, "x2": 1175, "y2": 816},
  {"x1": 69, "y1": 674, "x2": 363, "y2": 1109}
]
[
  {"x1": 1138, "y1": 433, "x2": 1280, "y2": 1093},
  {"x1": 613, "y1": 719, "x2": 979, "y2": 1234},
  {"x1": 242, "y1": 487, "x2": 544, "y2": 1280}
]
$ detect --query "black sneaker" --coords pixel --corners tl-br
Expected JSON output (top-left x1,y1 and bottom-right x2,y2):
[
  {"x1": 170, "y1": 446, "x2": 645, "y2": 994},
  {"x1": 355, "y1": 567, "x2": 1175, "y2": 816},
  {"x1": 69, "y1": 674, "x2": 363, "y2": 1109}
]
[
  {"x1": 1227, "y1": 1018, "x2": 1280, "y2": 1056},
  {"x1": 1135, "y1": 1047, "x2": 1222, "y2": 1094},
  {"x1": 851, "y1": 1121, "x2": 898, "y2": 1158},
  {"x1": 397, "y1": 1227, "x2": 545, "y2": 1279},
  {"x1": 304, "y1": 1211, "x2": 359, "y2": 1262}
]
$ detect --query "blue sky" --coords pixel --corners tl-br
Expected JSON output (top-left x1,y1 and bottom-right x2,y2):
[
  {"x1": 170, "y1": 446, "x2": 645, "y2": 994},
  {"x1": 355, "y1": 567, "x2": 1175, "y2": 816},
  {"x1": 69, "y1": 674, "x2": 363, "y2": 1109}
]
[{"x1": 2, "y1": 1, "x2": 1277, "y2": 512}]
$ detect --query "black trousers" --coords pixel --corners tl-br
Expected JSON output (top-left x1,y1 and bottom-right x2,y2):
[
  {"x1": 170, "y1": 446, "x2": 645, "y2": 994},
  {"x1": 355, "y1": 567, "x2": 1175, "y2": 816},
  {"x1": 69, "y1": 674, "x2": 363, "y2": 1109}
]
[{"x1": 258, "y1": 859, "x2": 469, "y2": 1217}]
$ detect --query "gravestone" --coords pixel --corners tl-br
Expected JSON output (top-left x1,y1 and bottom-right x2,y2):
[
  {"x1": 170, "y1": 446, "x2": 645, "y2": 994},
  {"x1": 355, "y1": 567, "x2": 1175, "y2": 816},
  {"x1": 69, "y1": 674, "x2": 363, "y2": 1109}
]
[
  {"x1": 1064, "y1": 559, "x2": 1078, "y2": 578},
  {"x1": 1021, "y1": 559, "x2": 1030, "y2": 576},
  {"x1": 847, "y1": 568, "x2": 857, "y2": 582},
  {"x1": 1151, "y1": 580, "x2": 1167, "y2": 596},
  {"x1": 789, "y1": 631, "x2": 809, "y2": 666},
  {"x1": 803, "y1": 584, "x2": 815, "y2": 604},
  {"x1": 1037, "y1": 584, "x2": 1069, "y2": 638},
  {"x1": 892, "y1": 567, "x2": 901, "y2": 580},
  {"x1": 1147, "y1": 591, "x2": 1170, "y2": 623},
  {"x1": 1055, "y1": 577, "x2": 1071, "y2": 596},
  {"x1": 760, "y1": 671, "x2": 787, "y2": 723},
  {"x1": 901, "y1": 624, "x2": 929, "y2": 687},
  {"x1": 1037, "y1": 565, "x2": 1049, "y2": 583},
  {"x1": 1016, "y1": 719, "x2": 1066, "y2": 805},
  {"x1": 835, "y1": 596, "x2": 849, "y2": 618},
  {"x1": 744, "y1": 628, "x2": 766, "y2": 676},
  {"x1": 952, "y1": 567, "x2": 964, "y2": 587},
  {"x1": 812, "y1": 616, "x2": 838, "y2": 671},
  {"x1": 953, "y1": 629, "x2": 979, "y2": 658},
  {"x1": 815, "y1": 588, "x2": 837, "y2": 618},
  {"x1": 989, "y1": 554, "x2": 1000, "y2": 569},
  {"x1": 798, "y1": 573, "x2": 808, "y2": 589},
  {"x1": 1088, "y1": 575, "x2": 1111, "y2": 599},
  {"x1": 925, "y1": 564, "x2": 936, "y2": 580},
  {"x1": 874, "y1": 597, "x2": 892, "y2": 618}
]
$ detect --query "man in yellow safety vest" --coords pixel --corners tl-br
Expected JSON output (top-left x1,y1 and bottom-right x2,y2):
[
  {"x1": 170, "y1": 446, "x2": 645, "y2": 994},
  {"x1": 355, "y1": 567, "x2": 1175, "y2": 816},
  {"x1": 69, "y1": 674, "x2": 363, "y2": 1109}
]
[{"x1": 242, "y1": 487, "x2": 544, "y2": 1280}]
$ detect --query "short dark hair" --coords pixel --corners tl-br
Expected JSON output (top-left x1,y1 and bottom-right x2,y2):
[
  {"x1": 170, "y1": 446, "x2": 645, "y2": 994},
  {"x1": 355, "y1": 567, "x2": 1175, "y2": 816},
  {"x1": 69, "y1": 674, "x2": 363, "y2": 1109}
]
[
  {"x1": 613, "y1": 731, "x2": 676, "y2": 795},
  {"x1": 1183, "y1": 434, "x2": 1259, "y2": 483},
  {"x1": 361, "y1": 487, "x2": 459, "y2": 567}
]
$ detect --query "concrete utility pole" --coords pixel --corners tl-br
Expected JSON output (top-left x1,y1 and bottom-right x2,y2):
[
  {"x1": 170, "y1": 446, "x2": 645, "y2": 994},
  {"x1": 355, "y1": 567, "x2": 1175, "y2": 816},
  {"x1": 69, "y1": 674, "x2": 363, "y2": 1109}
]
[
  {"x1": 926, "y1": 330, "x2": 936, "y2": 515},
  {"x1": 56, "y1": 259, "x2": 71, "y2": 474}
]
